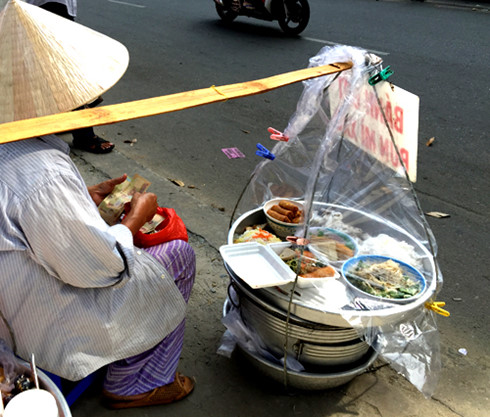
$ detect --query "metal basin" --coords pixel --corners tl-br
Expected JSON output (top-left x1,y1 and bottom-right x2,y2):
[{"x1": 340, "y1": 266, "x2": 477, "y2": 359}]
[
  {"x1": 236, "y1": 341, "x2": 378, "y2": 391},
  {"x1": 233, "y1": 284, "x2": 370, "y2": 367}
]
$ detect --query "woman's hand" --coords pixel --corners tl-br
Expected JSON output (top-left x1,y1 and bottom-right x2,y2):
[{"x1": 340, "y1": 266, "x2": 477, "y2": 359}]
[
  {"x1": 121, "y1": 192, "x2": 158, "y2": 236},
  {"x1": 88, "y1": 174, "x2": 127, "y2": 206}
]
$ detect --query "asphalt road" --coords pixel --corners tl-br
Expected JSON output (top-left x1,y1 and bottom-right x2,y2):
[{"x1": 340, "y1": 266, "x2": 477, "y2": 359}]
[
  {"x1": 67, "y1": 0, "x2": 489, "y2": 415},
  {"x1": 78, "y1": 0, "x2": 489, "y2": 214},
  {"x1": 79, "y1": 0, "x2": 489, "y2": 341}
]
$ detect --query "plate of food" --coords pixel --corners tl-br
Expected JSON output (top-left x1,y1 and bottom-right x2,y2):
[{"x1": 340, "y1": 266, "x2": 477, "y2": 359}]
[
  {"x1": 307, "y1": 227, "x2": 358, "y2": 266},
  {"x1": 341, "y1": 255, "x2": 426, "y2": 303},
  {"x1": 277, "y1": 245, "x2": 339, "y2": 288}
]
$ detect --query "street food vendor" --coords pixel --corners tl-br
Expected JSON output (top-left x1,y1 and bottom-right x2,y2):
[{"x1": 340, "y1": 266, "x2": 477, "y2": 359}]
[{"x1": 0, "y1": 0, "x2": 195, "y2": 409}]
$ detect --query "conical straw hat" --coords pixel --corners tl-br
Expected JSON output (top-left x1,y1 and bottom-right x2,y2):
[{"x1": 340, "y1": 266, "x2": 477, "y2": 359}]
[{"x1": 0, "y1": 0, "x2": 129, "y2": 123}]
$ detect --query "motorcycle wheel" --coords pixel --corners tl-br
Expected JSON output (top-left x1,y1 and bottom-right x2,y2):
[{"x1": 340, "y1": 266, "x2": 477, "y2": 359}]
[
  {"x1": 277, "y1": 0, "x2": 310, "y2": 36},
  {"x1": 216, "y1": 2, "x2": 238, "y2": 23}
]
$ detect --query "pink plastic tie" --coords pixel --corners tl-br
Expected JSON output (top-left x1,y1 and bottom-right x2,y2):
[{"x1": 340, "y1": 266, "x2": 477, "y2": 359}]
[{"x1": 268, "y1": 127, "x2": 289, "y2": 142}]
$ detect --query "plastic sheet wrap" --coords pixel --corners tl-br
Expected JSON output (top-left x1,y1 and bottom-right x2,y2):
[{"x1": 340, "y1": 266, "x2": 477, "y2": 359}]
[
  {"x1": 225, "y1": 45, "x2": 444, "y2": 397},
  {"x1": 218, "y1": 290, "x2": 305, "y2": 373}
]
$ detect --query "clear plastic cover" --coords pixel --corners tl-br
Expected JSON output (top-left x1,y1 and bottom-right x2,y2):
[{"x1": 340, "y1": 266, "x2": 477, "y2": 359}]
[{"x1": 223, "y1": 45, "x2": 443, "y2": 397}]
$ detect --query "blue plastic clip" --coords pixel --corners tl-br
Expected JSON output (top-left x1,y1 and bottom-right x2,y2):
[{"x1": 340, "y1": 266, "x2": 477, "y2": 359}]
[
  {"x1": 256, "y1": 143, "x2": 275, "y2": 160},
  {"x1": 368, "y1": 66, "x2": 394, "y2": 86}
]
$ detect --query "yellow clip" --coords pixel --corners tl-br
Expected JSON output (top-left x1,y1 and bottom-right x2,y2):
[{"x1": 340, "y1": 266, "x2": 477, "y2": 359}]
[
  {"x1": 425, "y1": 301, "x2": 450, "y2": 317},
  {"x1": 210, "y1": 85, "x2": 228, "y2": 101}
]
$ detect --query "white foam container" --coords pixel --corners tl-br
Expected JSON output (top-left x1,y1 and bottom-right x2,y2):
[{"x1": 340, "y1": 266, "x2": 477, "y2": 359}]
[{"x1": 219, "y1": 242, "x2": 295, "y2": 289}]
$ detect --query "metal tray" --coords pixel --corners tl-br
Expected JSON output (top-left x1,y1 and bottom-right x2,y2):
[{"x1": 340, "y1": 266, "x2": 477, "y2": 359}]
[{"x1": 227, "y1": 203, "x2": 438, "y2": 328}]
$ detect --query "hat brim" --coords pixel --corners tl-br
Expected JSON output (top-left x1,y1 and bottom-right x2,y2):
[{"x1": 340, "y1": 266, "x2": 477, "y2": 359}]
[{"x1": 0, "y1": 0, "x2": 129, "y2": 123}]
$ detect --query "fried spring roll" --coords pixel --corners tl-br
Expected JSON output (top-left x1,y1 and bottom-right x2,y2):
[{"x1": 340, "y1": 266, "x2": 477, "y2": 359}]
[
  {"x1": 279, "y1": 200, "x2": 299, "y2": 213},
  {"x1": 270, "y1": 205, "x2": 294, "y2": 219},
  {"x1": 291, "y1": 214, "x2": 303, "y2": 223},
  {"x1": 267, "y1": 209, "x2": 290, "y2": 223}
]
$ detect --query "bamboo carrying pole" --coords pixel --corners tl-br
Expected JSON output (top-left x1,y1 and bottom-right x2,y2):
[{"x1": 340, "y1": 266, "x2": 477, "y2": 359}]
[{"x1": 0, "y1": 62, "x2": 352, "y2": 145}]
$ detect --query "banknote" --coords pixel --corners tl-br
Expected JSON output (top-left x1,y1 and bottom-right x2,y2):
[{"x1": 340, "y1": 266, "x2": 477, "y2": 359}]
[
  {"x1": 139, "y1": 212, "x2": 166, "y2": 234},
  {"x1": 98, "y1": 174, "x2": 151, "y2": 226}
]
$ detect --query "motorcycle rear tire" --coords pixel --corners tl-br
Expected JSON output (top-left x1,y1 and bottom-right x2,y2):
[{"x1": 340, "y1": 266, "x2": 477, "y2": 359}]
[
  {"x1": 277, "y1": 0, "x2": 310, "y2": 36},
  {"x1": 216, "y1": 3, "x2": 238, "y2": 23}
]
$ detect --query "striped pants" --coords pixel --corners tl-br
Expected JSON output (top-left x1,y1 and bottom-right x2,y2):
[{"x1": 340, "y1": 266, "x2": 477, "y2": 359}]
[{"x1": 103, "y1": 239, "x2": 196, "y2": 396}]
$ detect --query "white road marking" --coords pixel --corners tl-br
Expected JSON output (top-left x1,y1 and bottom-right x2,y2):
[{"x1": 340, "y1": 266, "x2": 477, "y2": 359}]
[
  {"x1": 303, "y1": 37, "x2": 390, "y2": 56},
  {"x1": 107, "y1": 0, "x2": 146, "y2": 8}
]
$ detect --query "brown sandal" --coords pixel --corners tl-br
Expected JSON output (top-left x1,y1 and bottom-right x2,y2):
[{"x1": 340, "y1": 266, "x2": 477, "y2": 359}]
[{"x1": 102, "y1": 372, "x2": 195, "y2": 409}]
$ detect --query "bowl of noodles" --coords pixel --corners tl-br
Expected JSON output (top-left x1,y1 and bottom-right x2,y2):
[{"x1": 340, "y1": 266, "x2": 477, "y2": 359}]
[{"x1": 341, "y1": 255, "x2": 426, "y2": 304}]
